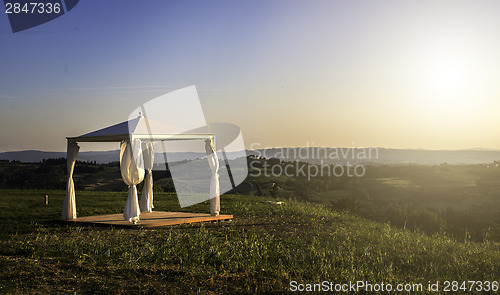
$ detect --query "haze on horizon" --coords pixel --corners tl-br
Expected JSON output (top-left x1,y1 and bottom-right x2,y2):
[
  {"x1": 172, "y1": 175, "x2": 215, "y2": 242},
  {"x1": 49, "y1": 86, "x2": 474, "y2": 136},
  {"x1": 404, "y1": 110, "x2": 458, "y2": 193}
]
[{"x1": 1, "y1": 0, "x2": 500, "y2": 153}]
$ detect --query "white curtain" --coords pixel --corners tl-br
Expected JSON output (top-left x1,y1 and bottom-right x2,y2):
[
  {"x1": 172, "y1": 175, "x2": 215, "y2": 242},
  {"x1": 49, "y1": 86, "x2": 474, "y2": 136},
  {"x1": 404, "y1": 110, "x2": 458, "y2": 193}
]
[
  {"x1": 62, "y1": 141, "x2": 80, "y2": 220},
  {"x1": 121, "y1": 139, "x2": 145, "y2": 223},
  {"x1": 205, "y1": 139, "x2": 220, "y2": 215},
  {"x1": 140, "y1": 142, "x2": 154, "y2": 212}
]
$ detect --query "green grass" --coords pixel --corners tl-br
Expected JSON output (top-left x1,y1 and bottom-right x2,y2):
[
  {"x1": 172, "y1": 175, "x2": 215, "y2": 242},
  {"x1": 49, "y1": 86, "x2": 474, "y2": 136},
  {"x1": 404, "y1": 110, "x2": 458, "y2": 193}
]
[{"x1": 1, "y1": 189, "x2": 500, "y2": 294}]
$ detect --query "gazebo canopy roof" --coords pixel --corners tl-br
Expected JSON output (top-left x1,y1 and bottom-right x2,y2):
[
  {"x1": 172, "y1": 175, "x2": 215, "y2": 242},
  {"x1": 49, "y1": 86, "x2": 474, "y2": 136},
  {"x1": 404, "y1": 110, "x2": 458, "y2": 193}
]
[{"x1": 67, "y1": 116, "x2": 213, "y2": 143}]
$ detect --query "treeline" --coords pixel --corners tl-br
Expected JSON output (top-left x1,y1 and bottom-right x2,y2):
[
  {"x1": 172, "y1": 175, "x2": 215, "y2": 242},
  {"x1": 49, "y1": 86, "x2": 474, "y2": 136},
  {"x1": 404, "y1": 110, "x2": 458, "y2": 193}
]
[
  {"x1": 0, "y1": 158, "x2": 109, "y2": 190},
  {"x1": 247, "y1": 156, "x2": 362, "y2": 197},
  {"x1": 0, "y1": 158, "x2": 173, "y2": 192}
]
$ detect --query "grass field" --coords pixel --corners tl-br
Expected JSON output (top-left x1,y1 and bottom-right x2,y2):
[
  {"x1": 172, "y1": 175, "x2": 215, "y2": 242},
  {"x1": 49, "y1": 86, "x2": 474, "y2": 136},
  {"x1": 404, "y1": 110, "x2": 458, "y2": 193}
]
[{"x1": 1, "y1": 189, "x2": 500, "y2": 294}]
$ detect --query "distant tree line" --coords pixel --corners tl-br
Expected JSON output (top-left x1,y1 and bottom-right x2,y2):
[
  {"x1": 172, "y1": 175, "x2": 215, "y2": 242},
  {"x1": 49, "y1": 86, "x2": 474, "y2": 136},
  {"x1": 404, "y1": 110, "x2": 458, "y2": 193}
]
[
  {"x1": 0, "y1": 158, "x2": 106, "y2": 190},
  {"x1": 0, "y1": 158, "x2": 174, "y2": 192}
]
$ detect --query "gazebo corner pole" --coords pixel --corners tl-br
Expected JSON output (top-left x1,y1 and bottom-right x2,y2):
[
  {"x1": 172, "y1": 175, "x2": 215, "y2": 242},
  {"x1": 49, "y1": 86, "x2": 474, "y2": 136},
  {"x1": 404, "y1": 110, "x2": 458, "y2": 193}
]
[
  {"x1": 70, "y1": 138, "x2": 77, "y2": 219},
  {"x1": 214, "y1": 135, "x2": 220, "y2": 214},
  {"x1": 209, "y1": 135, "x2": 220, "y2": 216},
  {"x1": 62, "y1": 138, "x2": 79, "y2": 220}
]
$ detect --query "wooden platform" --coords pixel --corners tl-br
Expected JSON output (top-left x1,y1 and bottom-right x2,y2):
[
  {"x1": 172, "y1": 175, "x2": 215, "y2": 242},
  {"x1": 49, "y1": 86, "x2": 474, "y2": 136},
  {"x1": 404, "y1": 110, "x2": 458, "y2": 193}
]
[{"x1": 68, "y1": 211, "x2": 233, "y2": 228}]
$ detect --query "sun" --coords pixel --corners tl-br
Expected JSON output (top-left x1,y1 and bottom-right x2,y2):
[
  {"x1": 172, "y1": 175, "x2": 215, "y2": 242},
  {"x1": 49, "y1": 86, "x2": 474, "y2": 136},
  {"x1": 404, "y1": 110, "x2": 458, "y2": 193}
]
[
  {"x1": 411, "y1": 51, "x2": 482, "y2": 121},
  {"x1": 417, "y1": 53, "x2": 480, "y2": 114},
  {"x1": 430, "y1": 60, "x2": 467, "y2": 96}
]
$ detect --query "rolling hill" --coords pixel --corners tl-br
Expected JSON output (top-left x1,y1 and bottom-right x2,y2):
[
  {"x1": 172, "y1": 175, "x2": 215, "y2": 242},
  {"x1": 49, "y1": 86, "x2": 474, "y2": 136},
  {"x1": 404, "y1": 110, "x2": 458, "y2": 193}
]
[{"x1": 2, "y1": 148, "x2": 500, "y2": 165}]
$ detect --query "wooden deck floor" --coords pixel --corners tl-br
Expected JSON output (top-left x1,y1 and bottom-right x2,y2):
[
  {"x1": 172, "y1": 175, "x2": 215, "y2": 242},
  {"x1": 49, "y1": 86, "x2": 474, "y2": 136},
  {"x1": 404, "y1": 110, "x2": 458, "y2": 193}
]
[{"x1": 68, "y1": 211, "x2": 233, "y2": 228}]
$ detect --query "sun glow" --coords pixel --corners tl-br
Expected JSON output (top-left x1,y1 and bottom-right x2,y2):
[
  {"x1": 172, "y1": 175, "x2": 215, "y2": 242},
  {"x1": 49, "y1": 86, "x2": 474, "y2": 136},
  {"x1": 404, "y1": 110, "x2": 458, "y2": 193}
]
[
  {"x1": 431, "y1": 60, "x2": 468, "y2": 96},
  {"x1": 414, "y1": 50, "x2": 483, "y2": 118}
]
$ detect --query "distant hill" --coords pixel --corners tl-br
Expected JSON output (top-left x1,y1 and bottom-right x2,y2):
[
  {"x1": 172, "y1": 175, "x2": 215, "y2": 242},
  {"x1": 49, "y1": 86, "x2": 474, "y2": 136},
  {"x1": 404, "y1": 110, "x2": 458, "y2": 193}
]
[
  {"x1": 1, "y1": 147, "x2": 500, "y2": 165},
  {"x1": 248, "y1": 147, "x2": 500, "y2": 165}
]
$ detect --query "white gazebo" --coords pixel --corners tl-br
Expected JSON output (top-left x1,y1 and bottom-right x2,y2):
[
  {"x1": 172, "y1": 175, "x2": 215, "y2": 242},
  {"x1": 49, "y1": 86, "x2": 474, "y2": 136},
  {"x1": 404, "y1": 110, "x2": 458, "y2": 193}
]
[{"x1": 61, "y1": 115, "x2": 222, "y2": 225}]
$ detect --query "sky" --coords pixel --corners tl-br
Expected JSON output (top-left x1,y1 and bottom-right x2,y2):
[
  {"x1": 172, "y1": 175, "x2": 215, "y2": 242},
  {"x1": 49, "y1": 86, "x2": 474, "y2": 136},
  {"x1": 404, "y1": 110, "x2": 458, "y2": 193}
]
[{"x1": 1, "y1": 0, "x2": 500, "y2": 152}]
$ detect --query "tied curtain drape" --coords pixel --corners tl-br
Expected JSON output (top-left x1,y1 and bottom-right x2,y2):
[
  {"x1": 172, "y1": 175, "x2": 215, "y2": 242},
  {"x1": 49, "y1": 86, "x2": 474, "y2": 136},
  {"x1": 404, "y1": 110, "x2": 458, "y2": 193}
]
[
  {"x1": 62, "y1": 142, "x2": 80, "y2": 220},
  {"x1": 205, "y1": 139, "x2": 220, "y2": 216},
  {"x1": 121, "y1": 139, "x2": 145, "y2": 223},
  {"x1": 140, "y1": 142, "x2": 155, "y2": 212}
]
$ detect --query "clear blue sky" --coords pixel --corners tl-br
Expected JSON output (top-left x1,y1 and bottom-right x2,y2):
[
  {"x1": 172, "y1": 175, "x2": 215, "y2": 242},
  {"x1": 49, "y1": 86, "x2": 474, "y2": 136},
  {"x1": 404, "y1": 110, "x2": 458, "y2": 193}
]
[{"x1": 2, "y1": 0, "x2": 500, "y2": 152}]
